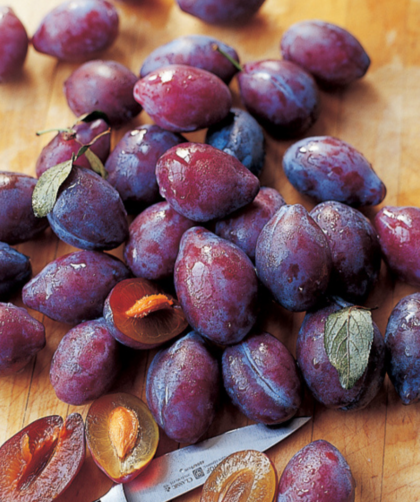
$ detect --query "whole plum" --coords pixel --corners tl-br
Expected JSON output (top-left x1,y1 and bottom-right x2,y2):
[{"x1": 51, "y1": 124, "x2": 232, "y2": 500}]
[
  {"x1": 374, "y1": 206, "x2": 420, "y2": 287},
  {"x1": 237, "y1": 60, "x2": 320, "y2": 138},
  {"x1": 0, "y1": 171, "x2": 49, "y2": 244},
  {"x1": 281, "y1": 20, "x2": 370, "y2": 86},
  {"x1": 22, "y1": 250, "x2": 130, "y2": 324},
  {"x1": 36, "y1": 118, "x2": 110, "y2": 178},
  {"x1": 140, "y1": 35, "x2": 240, "y2": 84},
  {"x1": 277, "y1": 440, "x2": 356, "y2": 502},
  {"x1": 105, "y1": 125, "x2": 186, "y2": 209},
  {"x1": 124, "y1": 202, "x2": 195, "y2": 280},
  {"x1": 0, "y1": 7, "x2": 28, "y2": 81},
  {"x1": 310, "y1": 201, "x2": 381, "y2": 302},
  {"x1": 174, "y1": 227, "x2": 259, "y2": 346},
  {"x1": 133, "y1": 65, "x2": 231, "y2": 133},
  {"x1": 0, "y1": 302, "x2": 45, "y2": 376},
  {"x1": 283, "y1": 136, "x2": 386, "y2": 206},
  {"x1": 222, "y1": 332, "x2": 302, "y2": 424},
  {"x1": 215, "y1": 187, "x2": 285, "y2": 261},
  {"x1": 255, "y1": 204, "x2": 332, "y2": 312},
  {"x1": 146, "y1": 331, "x2": 220, "y2": 444},
  {"x1": 0, "y1": 242, "x2": 31, "y2": 299},
  {"x1": 297, "y1": 300, "x2": 386, "y2": 410},
  {"x1": 206, "y1": 108, "x2": 266, "y2": 177},
  {"x1": 176, "y1": 0, "x2": 266, "y2": 24},
  {"x1": 385, "y1": 293, "x2": 420, "y2": 405},
  {"x1": 156, "y1": 142, "x2": 259, "y2": 222},
  {"x1": 32, "y1": 0, "x2": 119, "y2": 62},
  {"x1": 47, "y1": 166, "x2": 129, "y2": 251},
  {"x1": 64, "y1": 60, "x2": 142, "y2": 127},
  {"x1": 50, "y1": 318, "x2": 121, "y2": 405}
]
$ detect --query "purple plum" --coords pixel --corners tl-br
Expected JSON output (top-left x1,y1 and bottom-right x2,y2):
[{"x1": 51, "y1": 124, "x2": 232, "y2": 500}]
[
  {"x1": 0, "y1": 7, "x2": 28, "y2": 81},
  {"x1": 0, "y1": 242, "x2": 31, "y2": 299},
  {"x1": 175, "y1": 0, "x2": 266, "y2": 24}
]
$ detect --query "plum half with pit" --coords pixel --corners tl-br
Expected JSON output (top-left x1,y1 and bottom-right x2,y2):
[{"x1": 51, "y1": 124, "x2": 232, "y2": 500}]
[
  {"x1": 277, "y1": 440, "x2": 356, "y2": 502},
  {"x1": 0, "y1": 413, "x2": 85, "y2": 502},
  {"x1": 0, "y1": 7, "x2": 28, "y2": 81},
  {"x1": 0, "y1": 302, "x2": 45, "y2": 376},
  {"x1": 146, "y1": 331, "x2": 220, "y2": 444},
  {"x1": 104, "y1": 277, "x2": 188, "y2": 350},
  {"x1": 175, "y1": 227, "x2": 259, "y2": 346},
  {"x1": 0, "y1": 242, "x2": 31, "y2": 299},
  {"x1": 86, "y1": 392, "x2": 159, "y2": 483}
]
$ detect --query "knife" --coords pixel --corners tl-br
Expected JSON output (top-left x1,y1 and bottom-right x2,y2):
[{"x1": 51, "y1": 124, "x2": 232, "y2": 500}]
[{"x1": 94, "y1": 416, "x2": 311, "y2": 502}]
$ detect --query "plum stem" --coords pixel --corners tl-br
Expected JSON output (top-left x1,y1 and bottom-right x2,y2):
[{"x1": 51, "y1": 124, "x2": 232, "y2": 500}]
[
  {"x1": 212, "y1": 44, "x2": 243, "y2": 72},
  {"x1": 36, "y1": 127, "x2": 74, "y2": 136},
  {"x1": 125, "y1": 294, "x2": 173, "y2": 318}
]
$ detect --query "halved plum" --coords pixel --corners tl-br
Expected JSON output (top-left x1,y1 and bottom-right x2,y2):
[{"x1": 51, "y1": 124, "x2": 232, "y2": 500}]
[
  {"x1": 0, "y1": 413, "x2": 85, "y2": 502},
  {"x1": 201, "y1": 450, "x2": 277, "y2": 502},
  {"x1": 103, "y1": 278, "x2": 188, "y2": 349},
  {"x1": 85, "y1": 392, "x2": 159, "y2": 483}
]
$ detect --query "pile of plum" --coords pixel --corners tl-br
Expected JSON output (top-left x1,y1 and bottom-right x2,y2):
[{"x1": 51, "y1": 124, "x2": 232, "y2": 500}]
[{"x1": 1, "y1": 0, "x2": 420, "y2": 501}]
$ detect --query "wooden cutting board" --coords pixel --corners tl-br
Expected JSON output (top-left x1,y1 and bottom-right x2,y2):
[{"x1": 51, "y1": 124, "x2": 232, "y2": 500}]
[{"x1": 1, "y1": 0, "x2": 419, "y2": 500}]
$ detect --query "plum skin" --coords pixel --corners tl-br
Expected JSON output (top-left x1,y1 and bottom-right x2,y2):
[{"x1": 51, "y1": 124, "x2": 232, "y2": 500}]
[
  {"x1": 174, "y1": 227, "x2": 259, "y2": 346},
  {"x1": 385, "y1": 293, "x2": 420, "y2": 405},
  {"x1": 297, "y1": 300, "x2": 386, "y2": 411},
  {"x1": 146, "y1": 331, "x2": 220, "y2": 444},
  {"x1": 50, "y1": 318, "x2": 121, "y2": 406},
  {"x1": 0, "y1": 302, "x2": 45, "y2": 376},
  {"x1": 0, "y1": 7, "x2": 28, "y2": 81},
  {"x1": 222, "y1": 332, "x2": 302, "y2": 424},
  {"x1": 176, "y1": 0, "x2": 266, "y2": 24},
  {"x1": 0, "y1": 242, "x2": 31, "y2": 299},
  {"x1": 277, "y1": 440, "x2": 356, "y2": 502},
  {"x1": 281, "y1": 20, "x2": 370, "y2": 86},
  {"x1": 22, "y1": 250, "x2": 130, "y2": 324}
]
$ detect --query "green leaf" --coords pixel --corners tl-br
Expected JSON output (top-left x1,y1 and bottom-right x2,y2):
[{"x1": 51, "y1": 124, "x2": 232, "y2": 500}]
[
  {"x1": 32, "y1": 158, "x2": 74, "y2": 218},
  {"x1": 324, "y1": 306, "x2": 374, "y2": 390},
  {"x1": 85, "y1": 148, "x2": 108, "y2": 179},
  {"x1": 78, "y1": 110, "x2": 110, "y2": 124}
]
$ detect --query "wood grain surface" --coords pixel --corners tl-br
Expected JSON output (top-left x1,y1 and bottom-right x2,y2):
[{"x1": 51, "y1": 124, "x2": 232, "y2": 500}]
[{"x1": 1, "y1": 0, "x2": 419, "y2": 500}]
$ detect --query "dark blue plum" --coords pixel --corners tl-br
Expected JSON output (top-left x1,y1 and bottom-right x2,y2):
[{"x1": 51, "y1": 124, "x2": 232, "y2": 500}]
[
  {"x1": 283, "y1": 136, "x2": 386, "y2": 206},
  {"x1": 215, "y1": 187, "x2": 285, "y2": 261},
  {"x1": 237, "y1": 60, "x2": 320, "y2": 138},
  {"x1": 310, "y1": 201, "x2": 381, "y2": 302},
  {"x1": 140, "y1": 35, "x2": 240, "y2": 84},
  {"x1": 0, "y1": 242, "x2": 31, "y2": 299},
  {"x1": 105, "y1": 125, "x2": 186, "y2": 210},
  {"x1": 255, "y1": 204, "x2": 332, "y2": 312},
  {"x1": 206, "y1": 108, "x2": 265, "y2": 177},
  {"x1": 385, "y1": 293, "x2": 420, "y2": 405},
  {"x1": 176, "y1": 0, "x2": 266, "y2": 24}
]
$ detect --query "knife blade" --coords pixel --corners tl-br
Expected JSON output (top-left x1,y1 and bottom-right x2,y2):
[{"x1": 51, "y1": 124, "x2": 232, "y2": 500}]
[{"x1": 95, "y1": 416, "x2": 311, "y2": 502}]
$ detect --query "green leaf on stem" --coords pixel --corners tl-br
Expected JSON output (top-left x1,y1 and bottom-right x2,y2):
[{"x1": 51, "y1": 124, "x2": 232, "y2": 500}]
[
  {"x1": 85, "y1": 149, "x2": 108, "y2": 179},
  {"x1": 78, "y1": 110, "x2": 110, "y2": 125}
]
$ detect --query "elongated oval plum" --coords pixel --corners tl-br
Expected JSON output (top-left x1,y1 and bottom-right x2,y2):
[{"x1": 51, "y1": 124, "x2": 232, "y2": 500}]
[
  {"x1": 215, "y1": 187, "x2": 285, "y2": 261},
  {"x1": 64, "y1": 60, "x2": 141, "y2": 127},
  {"x1": 277, "y1": 440, "x2": 356, "y2": 502},
  {"x1": 283, "y1": 136, "x2": 386, "y2": 206},
  {"x1": 176, "y1": 0, "x2": 266, "y2": 24},
  {"x1": 47, "y1": 166, "x2": 129, "y2": 251},
  {"x1": 255, "y1": 204, "x2": 332, "y2": 312},
  {"x1": 174, "y1": 227, "x2": 258, "y2": 345},
  {"x1": 297, "y1": 300, "x2": 386, "y2": 410},
  {"x1": 22, "y1": 250, "x2": 130, "y2": 324},
  {"x1": 133, "y1": 65, "x2": 232, "y2": 132},
  {"x1": 32, "y1": 0, "x2": 119, "y2": 62},
  {"x1": 105, "y1": 125, "x2": 186, "y2": 209},
  {"x1": 0, "y1": 413, "x2": 85, "y2": 502},
  {"x1": 206, "y1": 108, "x2": 266, "y2": 177},
  {"x1": 156, "y1": 142, "x2": 259, "y2": 222},
  {"x1": 0, "y1": 172, "x2": 49, "y2": 244},
  {"x1": 124, "y1": 202, "x2": 195, "y2": 280},
  {"x1": 222, "y1": 332, "x2": 302, "y2": 424},
  {"x1": 50, "y1": 318, "x2": 121, "y2": 405},
  {"x1": 146, "y1": 331, "x2": 220, "y2": 444},
  {"x1": 237, "y1": 60, "x2": 320, "y2": 138},
  {"x1": 0, "y1": 7, "x2": 28, "y2": 81},
  {"x1": 140, "y1": 35, "x2": 240, "y2": 84},
  {"x1": 36, "y1": 118, "x2": 110, "y2": 178},
  {"x1": 310, "y1": 201, "x2": 381, "y2": 302},
  {"x1": 374, "y1": 206, "x2": 420, "y2": 287},
  {"x1": 0, "y1": 243, "x2": 31, "y2": 298},
  {"x1": 385, "y1": 293, "x2": 420, "y2": 405},
  {"x1": 0, "y1": 302, "x2": 45, "y2": 376},
  {"x1": 281, "y1": 20, "x2": 370, "y2": 86}
]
